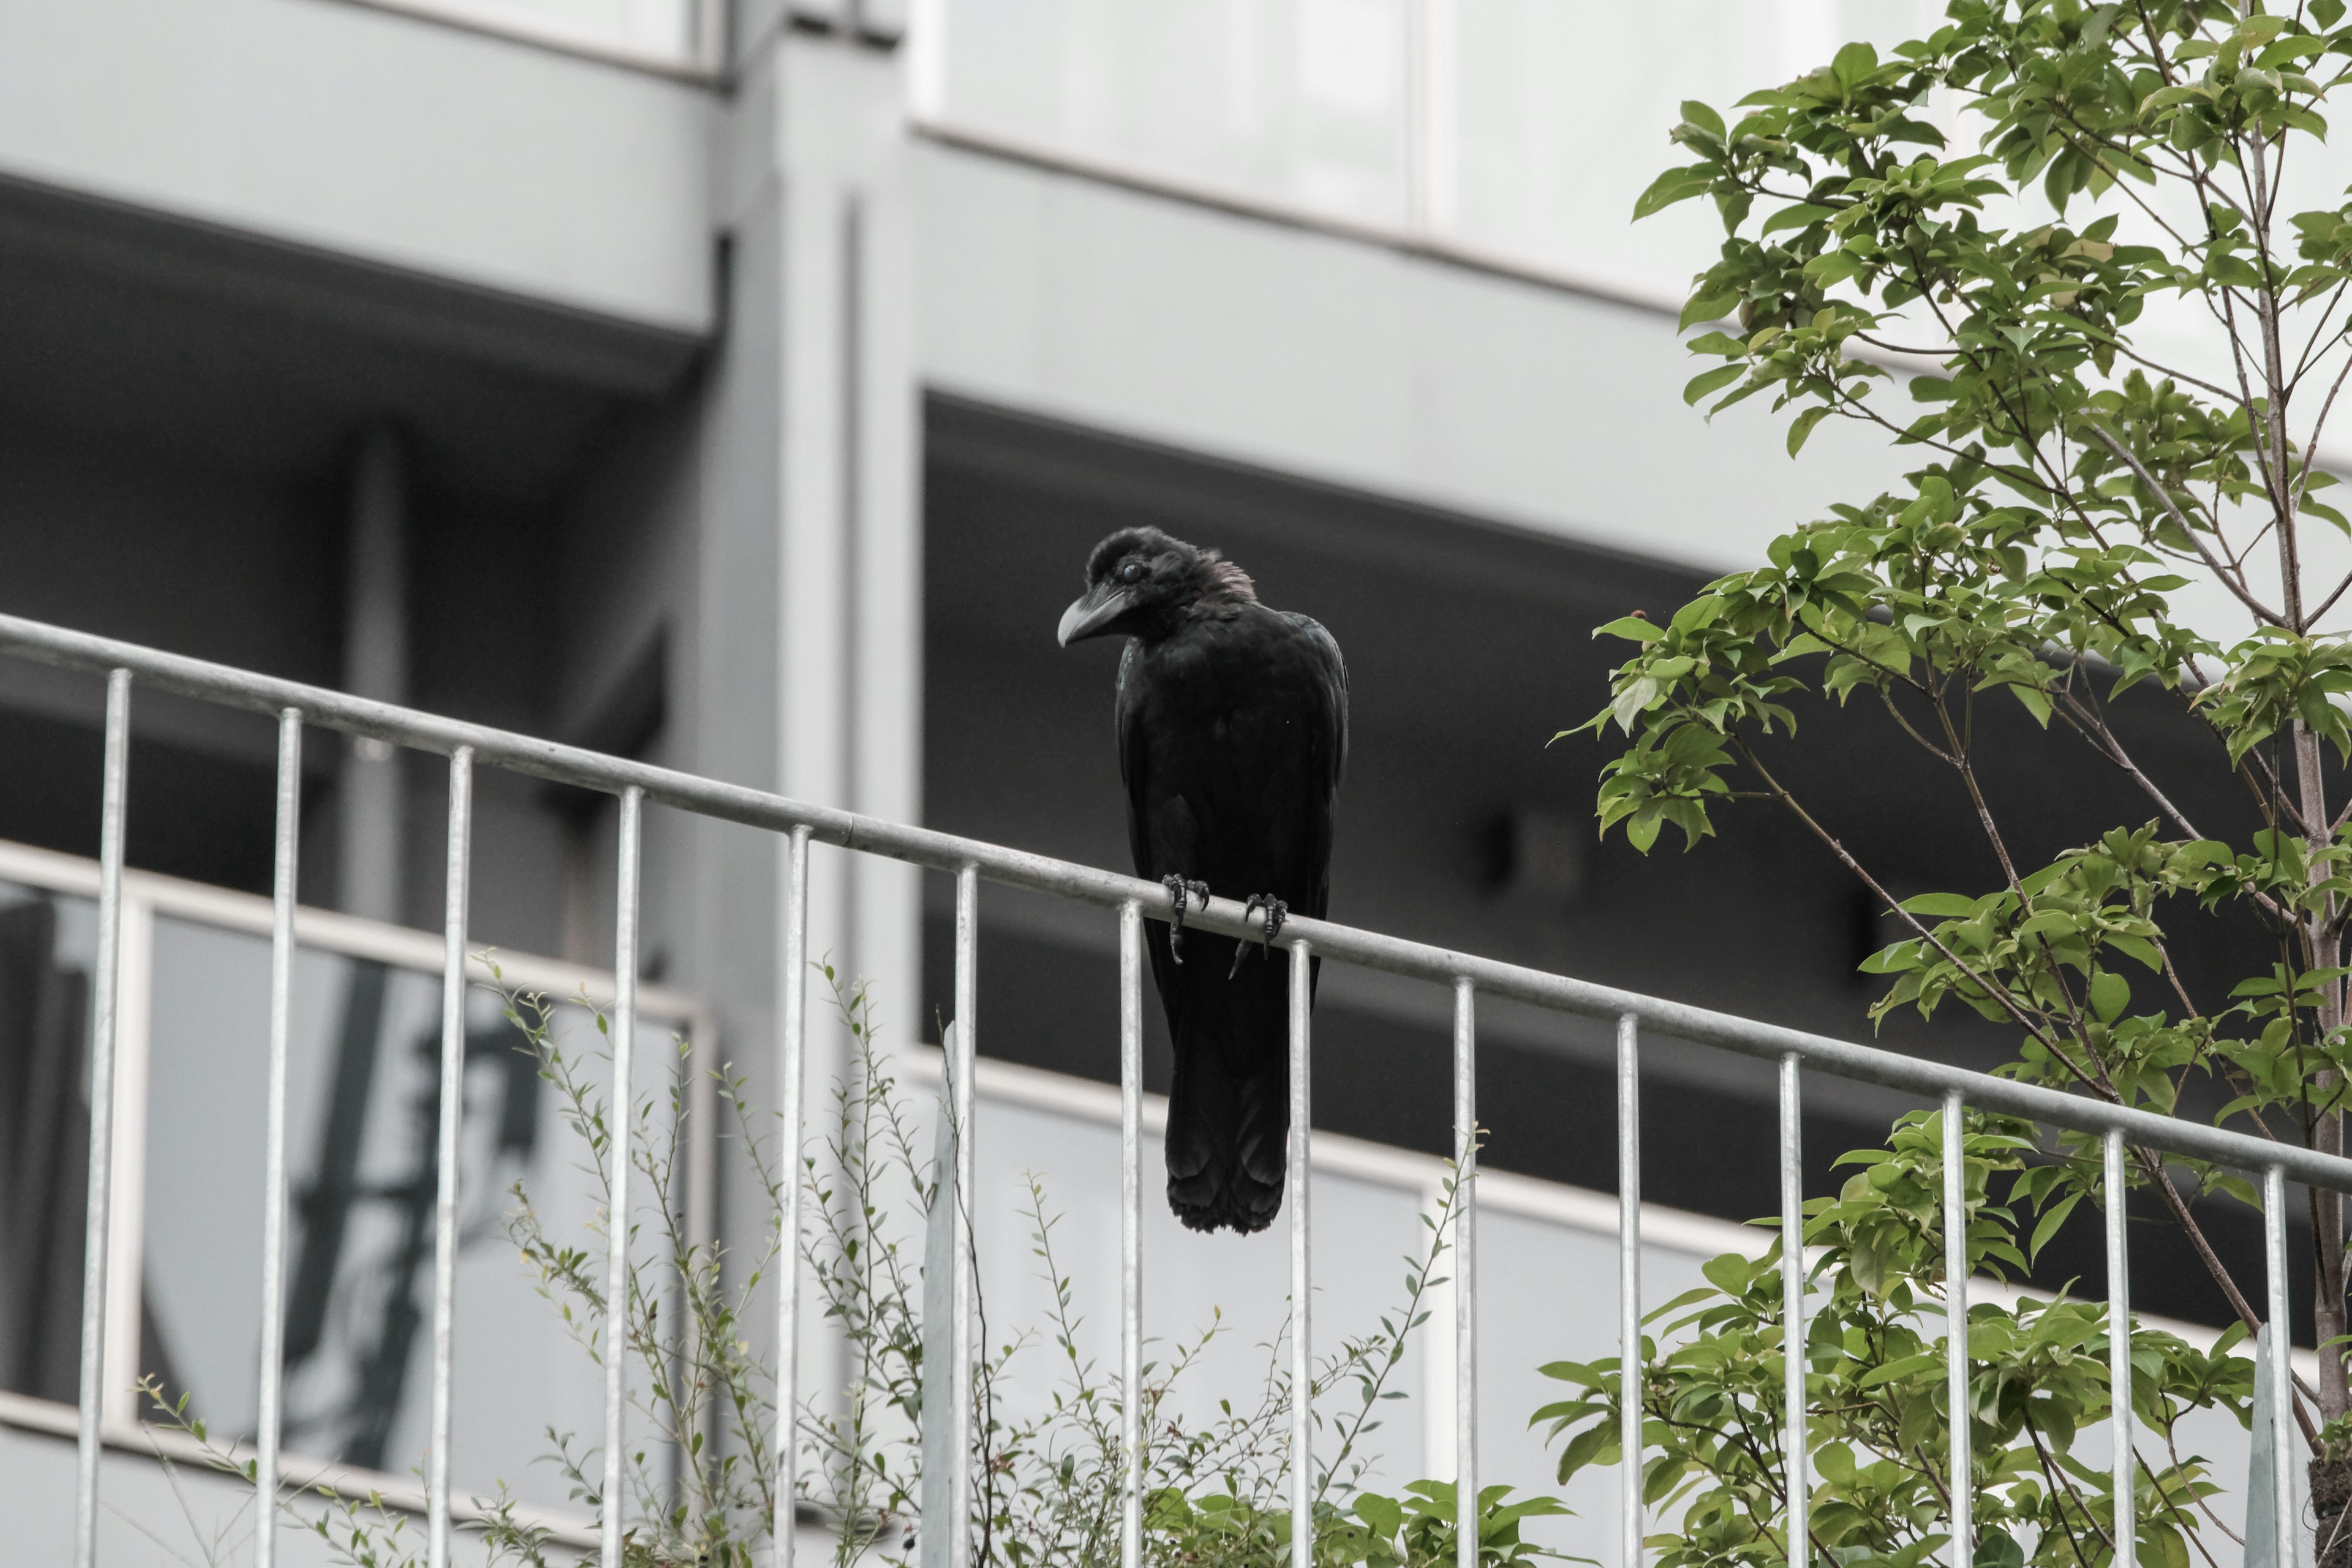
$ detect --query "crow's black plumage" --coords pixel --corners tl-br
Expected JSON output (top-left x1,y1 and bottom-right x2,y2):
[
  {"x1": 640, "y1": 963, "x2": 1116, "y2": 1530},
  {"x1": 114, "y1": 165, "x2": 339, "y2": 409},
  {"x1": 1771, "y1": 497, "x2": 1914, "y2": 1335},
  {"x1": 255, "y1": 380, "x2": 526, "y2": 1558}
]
[{"x1": 1057, "y1": 526, "x2": 1347, "y2": 1234}]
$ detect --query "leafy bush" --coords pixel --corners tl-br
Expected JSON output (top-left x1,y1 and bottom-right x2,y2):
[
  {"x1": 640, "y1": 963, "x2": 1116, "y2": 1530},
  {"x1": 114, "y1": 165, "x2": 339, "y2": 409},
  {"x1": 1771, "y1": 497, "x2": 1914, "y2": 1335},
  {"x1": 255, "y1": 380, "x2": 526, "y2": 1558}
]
[{"x1": 1536, "y1": 1112, "x2": 2249, "y2": 1568}]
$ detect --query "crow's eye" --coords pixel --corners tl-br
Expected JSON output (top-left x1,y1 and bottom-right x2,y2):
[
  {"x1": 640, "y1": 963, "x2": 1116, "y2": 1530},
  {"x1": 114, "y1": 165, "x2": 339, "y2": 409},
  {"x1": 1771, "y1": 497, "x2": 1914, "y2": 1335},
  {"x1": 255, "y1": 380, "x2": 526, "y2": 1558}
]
[{"x1": 1118, "y1": 561, "x2": 1145, "y2": 584}]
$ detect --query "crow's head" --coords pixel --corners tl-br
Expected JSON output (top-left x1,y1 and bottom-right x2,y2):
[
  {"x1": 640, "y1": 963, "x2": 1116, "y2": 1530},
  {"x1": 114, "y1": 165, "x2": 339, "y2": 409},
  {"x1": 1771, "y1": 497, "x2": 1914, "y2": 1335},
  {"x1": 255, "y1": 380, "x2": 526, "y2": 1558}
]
[{"x1": 1057, "y1": 527, "x2": 1256, "y2": 647}]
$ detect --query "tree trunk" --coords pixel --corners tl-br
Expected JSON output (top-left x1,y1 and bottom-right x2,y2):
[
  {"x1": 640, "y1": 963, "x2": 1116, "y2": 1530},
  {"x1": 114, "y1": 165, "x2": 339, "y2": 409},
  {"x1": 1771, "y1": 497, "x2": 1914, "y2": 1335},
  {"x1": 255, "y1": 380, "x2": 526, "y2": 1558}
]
[{"x1": 2313, "y1": 1455, "x2": 2352, "y2": 1568}]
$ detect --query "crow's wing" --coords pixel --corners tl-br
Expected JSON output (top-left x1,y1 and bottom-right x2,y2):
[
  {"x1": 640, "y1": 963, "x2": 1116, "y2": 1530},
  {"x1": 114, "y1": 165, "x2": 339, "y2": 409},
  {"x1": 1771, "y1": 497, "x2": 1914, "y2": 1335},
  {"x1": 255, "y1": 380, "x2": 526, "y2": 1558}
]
[
  {"x1": 1114, "y1": 638, "x2": 1157, "y2": 881},
  {"x1": 1117, "y1": 614, "x2": 1344, "y2": 907},
  {"x1": 1281, "y1": 612, "x2": 1348, "y2": 920},
  {"x1": 1115, "y1": 636, "x2": 1194, "y2": 1030}
]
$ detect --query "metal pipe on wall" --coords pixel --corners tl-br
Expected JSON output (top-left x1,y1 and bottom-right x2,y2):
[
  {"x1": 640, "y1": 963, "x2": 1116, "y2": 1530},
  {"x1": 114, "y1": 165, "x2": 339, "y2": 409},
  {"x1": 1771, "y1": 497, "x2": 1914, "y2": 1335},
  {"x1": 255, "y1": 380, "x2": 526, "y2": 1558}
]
[{"x1": 341, "y1": 424, "x2": 410, "y2": 927}]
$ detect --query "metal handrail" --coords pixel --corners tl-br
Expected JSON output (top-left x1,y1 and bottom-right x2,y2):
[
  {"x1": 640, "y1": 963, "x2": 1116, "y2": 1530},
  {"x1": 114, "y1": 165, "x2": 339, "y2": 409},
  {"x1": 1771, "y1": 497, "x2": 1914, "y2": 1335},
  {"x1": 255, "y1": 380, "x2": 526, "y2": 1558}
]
[
  {"x1": 0, "y1": 612, "x2": 2339, "y2": 1188},
  {"x1": 0, "y1": 606, "x2": 2325, "y2": 1568}
]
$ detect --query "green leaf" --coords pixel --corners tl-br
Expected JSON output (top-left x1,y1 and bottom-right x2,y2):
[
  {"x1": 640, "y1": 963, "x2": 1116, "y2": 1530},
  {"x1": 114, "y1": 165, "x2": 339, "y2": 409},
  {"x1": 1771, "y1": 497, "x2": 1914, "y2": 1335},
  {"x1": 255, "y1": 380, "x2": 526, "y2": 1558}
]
[
  {"x1": 1593, "y1": 615, "x2": 1665, "y2": 644},
  {"x1": 2089, "y1": 970, "x2": 2130, "y2": 1023},
  {"x1": 1679, "y1": 99, "x2": 1725, "y2": 138},
  {"x1": 1975, "y1": 1526, "x2": 2026, "y2": 1568},
  {"x1": 1831, "y1": 39, "x2": 1879, "y2": 85},
  {"x1": 1787, "y1": 404, "x2": 1832, "y2": 456},
  {"x1": 2029, "y1": 1192, "x2": 2082, "y2": 1262},
  {"x1": 1762, "y1": 203, "x2": 1838, "y2": 235},
  {"x1": 1678, "y1": 291, "x2": 1741, "y2": 331},
  {"x1": 1636, "y1": 165, "x2": 1716, "y2": 221},
  {"x1": 1901, "y1": 892, "x2": 1978, "y2": 918},
  {"x1": 1685, "y1": 363, "x2": 1748, "y2": 405},
  {"x1": 1354, "y1": 1493, "x2": 1404, "y2": 1538}
]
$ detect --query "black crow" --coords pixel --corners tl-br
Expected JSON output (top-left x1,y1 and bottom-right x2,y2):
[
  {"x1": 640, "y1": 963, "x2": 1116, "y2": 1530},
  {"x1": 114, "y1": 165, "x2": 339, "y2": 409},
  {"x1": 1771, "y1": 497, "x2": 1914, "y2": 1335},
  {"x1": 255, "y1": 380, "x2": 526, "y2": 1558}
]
[{"x1": 1057, "y1": 526, "x2": 1347, "y2": 1234}]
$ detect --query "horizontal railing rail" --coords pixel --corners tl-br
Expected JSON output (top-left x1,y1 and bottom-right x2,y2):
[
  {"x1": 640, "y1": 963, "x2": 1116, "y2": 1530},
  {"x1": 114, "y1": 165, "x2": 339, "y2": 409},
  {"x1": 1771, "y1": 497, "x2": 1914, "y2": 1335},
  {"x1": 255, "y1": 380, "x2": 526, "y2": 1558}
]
[
  {"x1": 1, "y1": 612, "x2": 2340, "y2": 1187},
  {"x1": 0, "y1": 606, "x2": 2325, "y2": 1568}
]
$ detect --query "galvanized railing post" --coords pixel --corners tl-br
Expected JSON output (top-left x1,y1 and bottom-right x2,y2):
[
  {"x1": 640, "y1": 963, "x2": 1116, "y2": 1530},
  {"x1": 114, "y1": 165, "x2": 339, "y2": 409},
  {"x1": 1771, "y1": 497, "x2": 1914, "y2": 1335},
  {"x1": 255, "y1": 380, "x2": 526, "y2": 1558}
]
[
  {"x1": 1119, "y1": 900, "x2": 1145, "y2": 1568},
  {"x1": 1452, "y1": 978, "x2": 1477, "y2": 1568},
  {"x1": 254, "y1": 709, "x2": 303, "y2": 1568},
  {"x1": 1943, "y1": 1092, "x2": 1969, "y2": 1568},
  {"x1": 72, "y1": 668, "x2": 132, "y2": 1568},
  {"x1": 952, "y1": 865, "x2": 979, "y2": 1568},
  {"x1": 1616, "y1": 1012, "x2": 1640, "y2": 1568},
  {"x1": 600, "y1": 786, "x2": 645, "y2": 1568},
  {"x1": 429, "y1": 746, "x2": 475, "y2": 1568},
  {"x1": 1779, "y1": 1054, "x2": 1806, "y2": 1568},
  {"x1": 1289, "y1": 935, "x2": 1314, "y2": 1568},
  {"x1": 2265, "y1": 1164, "x2": 2293, "y2": 1561},
  {"x1": 2104, "y1": 1129, "x2": 2132, "y2": 1568},
  {"x1": 774, "y1": 824, "x2": 812, "y2": 1568}
]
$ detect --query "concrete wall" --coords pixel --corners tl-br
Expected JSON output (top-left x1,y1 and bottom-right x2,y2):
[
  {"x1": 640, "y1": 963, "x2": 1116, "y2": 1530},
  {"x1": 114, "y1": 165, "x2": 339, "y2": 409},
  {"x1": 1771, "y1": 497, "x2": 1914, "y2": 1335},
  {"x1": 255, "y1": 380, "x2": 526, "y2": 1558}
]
[
  {"x1": 913, "y1": 135, "x2": 1912, "y2": 578},
  {"x1": 0, "y1": 0, "x2": 716, "y2": 336}
]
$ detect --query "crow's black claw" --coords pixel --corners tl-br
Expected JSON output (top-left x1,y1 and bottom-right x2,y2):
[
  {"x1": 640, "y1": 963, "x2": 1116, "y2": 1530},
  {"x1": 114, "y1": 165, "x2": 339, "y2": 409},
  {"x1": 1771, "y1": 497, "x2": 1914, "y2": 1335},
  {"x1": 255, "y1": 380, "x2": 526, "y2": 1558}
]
[
  {"x1": 1230, "y1": 895, "x2": 1289, "y2": 977},
  {"x1": 1162, "y1": 875, "x2": 1212, "y2": 964}
]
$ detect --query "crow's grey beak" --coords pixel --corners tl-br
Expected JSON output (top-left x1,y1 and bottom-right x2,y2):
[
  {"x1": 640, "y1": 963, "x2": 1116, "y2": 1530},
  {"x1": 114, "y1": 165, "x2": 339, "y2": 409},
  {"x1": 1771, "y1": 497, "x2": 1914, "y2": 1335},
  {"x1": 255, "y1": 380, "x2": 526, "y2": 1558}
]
[{"x1": 1057, "y1": 585, "x2": 1133, "y2": 646}]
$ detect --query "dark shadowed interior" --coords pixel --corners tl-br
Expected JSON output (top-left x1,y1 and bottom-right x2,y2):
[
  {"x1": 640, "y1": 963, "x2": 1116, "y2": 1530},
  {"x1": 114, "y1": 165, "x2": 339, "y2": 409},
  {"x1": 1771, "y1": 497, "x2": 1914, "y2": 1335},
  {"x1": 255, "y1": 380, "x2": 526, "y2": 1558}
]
[{"x1": 919, "y1": 394, "x2": 2305, "y2": 1336}]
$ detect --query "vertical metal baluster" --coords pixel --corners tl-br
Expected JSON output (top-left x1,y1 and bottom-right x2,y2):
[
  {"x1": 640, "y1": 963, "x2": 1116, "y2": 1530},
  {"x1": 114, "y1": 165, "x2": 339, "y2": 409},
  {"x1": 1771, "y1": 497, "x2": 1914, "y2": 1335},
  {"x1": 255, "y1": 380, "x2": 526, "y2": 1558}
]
[
  {"x1": 1944, "y1": 1092, "x2": 1969, "y2": 1568},
  {"x1": 1779, "y1": 1055, "x2": 1806, "y2": 1568},
  {"x1": 1120, "y1": 900, "x2": 1145, "y2": 1568},
  {"x1": 1453, "y1": 979, "x2": 1477, "y2": 1568},
  {"x1": 1289, "y1": 935, "x2": 1314, "y2": 1568},
  {"x1": 773, "y1": 826, "x2": 812, "y2": 1568},
  {"x1": 2266, "y1": 1164, "x2": 2293, "y2": 1563},
  {"x1": 1617, "y1": 1012, "x2": 1641, "y2": 1568},
  {"x1": 254, "y1": 710, "x2": 303, "y2": 1568},
  {"x1": 600, "y1": 787, "x2": 644, "y2": 1568},
  {"x1": 2105, "y1": 1130, "x2": 2133, "y2": 1568},
  {"x1": 429, "y1": 747, "x2": 474, "y2": 1568},
  {"x1": 952, "y1": 866, "x2": 979, "y2": 1568},
  {"x1": 72, "y1": 668, "x2": 132, "y2": 1568}
]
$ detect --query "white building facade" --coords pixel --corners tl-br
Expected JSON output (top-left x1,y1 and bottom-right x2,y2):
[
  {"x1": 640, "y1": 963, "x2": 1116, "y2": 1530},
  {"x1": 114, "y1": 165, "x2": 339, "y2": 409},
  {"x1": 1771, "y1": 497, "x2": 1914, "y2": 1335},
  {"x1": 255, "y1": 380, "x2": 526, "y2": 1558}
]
[{"x1": 0, "y1": 2, "x2": 2278, "y2": 1561}]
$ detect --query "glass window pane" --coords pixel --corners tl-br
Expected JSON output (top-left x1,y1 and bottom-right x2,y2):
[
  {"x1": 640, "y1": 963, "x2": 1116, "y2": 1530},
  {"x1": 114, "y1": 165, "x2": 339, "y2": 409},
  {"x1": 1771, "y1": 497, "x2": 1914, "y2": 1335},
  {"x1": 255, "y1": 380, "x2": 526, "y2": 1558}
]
[
  {"x1": 0, "y1": 883, "x2": 99, "y2": 1406},
  {"x1": 379, "y1": 0, "x2": 703, "y2": 64},
  {"x1": 140, "y1": 911, "x2": 687, "y2": 1512},
  {"x1": 937, "y1": 0, "x2": 1414, "y2": 227},
  {"x1": 1446, "y1": 1, "x2": 1936, "y2": 296}
]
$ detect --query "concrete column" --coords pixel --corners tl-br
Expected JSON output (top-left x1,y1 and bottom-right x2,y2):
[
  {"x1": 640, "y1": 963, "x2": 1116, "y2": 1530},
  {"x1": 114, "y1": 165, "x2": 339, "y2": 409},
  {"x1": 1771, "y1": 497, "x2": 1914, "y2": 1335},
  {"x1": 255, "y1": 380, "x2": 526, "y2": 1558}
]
[
  {"x1": 714, "y1": 28, "x2": 921, "y2": 1058},
  {"x1": 340, "y1": 424, "x2": 409, "y2": 925},
  {"x1": 704, "y1": 17, "x2": 922, "y2": 1430},
  {"x1": 776, "y1": 34, "x2": 921, "y2": 1028}
]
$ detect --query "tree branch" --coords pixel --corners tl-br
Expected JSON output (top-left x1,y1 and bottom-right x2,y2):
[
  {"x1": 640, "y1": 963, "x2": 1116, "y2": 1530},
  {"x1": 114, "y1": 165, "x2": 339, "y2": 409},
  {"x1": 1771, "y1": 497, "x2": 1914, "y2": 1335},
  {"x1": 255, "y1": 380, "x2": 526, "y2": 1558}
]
[
  {"x1": 2082, "y1": 423, "x2": 2290, "y2": 625},
  {"x1": 1727, "y1": 736, "x2": 2067, "y2": 1052}
]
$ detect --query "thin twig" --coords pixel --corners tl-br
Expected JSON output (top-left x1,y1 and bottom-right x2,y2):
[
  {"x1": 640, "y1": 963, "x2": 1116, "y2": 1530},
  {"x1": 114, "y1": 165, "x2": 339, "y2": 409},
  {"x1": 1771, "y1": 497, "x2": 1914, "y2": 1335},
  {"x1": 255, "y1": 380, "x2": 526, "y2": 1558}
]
[{"x1": 2082, "y1": 424, "x2": 2288, "y2": 625}]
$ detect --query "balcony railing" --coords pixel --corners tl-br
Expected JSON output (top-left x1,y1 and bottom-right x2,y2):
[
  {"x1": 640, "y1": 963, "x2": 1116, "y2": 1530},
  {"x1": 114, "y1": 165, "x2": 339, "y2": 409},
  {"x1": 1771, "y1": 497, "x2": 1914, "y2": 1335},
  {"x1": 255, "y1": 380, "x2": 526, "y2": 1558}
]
[
  {"x1": 0, "y1": 834, "x2": 707, "y2": 1547},
  {"x1": 0, "y1": 607, "x2": 2338, "y2": 1568}
]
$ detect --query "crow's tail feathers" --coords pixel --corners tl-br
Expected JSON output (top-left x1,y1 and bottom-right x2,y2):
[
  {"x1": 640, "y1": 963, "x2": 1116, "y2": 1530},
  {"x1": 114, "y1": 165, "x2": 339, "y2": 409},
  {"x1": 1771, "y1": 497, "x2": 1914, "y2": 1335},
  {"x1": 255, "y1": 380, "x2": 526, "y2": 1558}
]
[{"x1": 1163, "y1": 938, "x2": 1292, "y2": 1234}]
